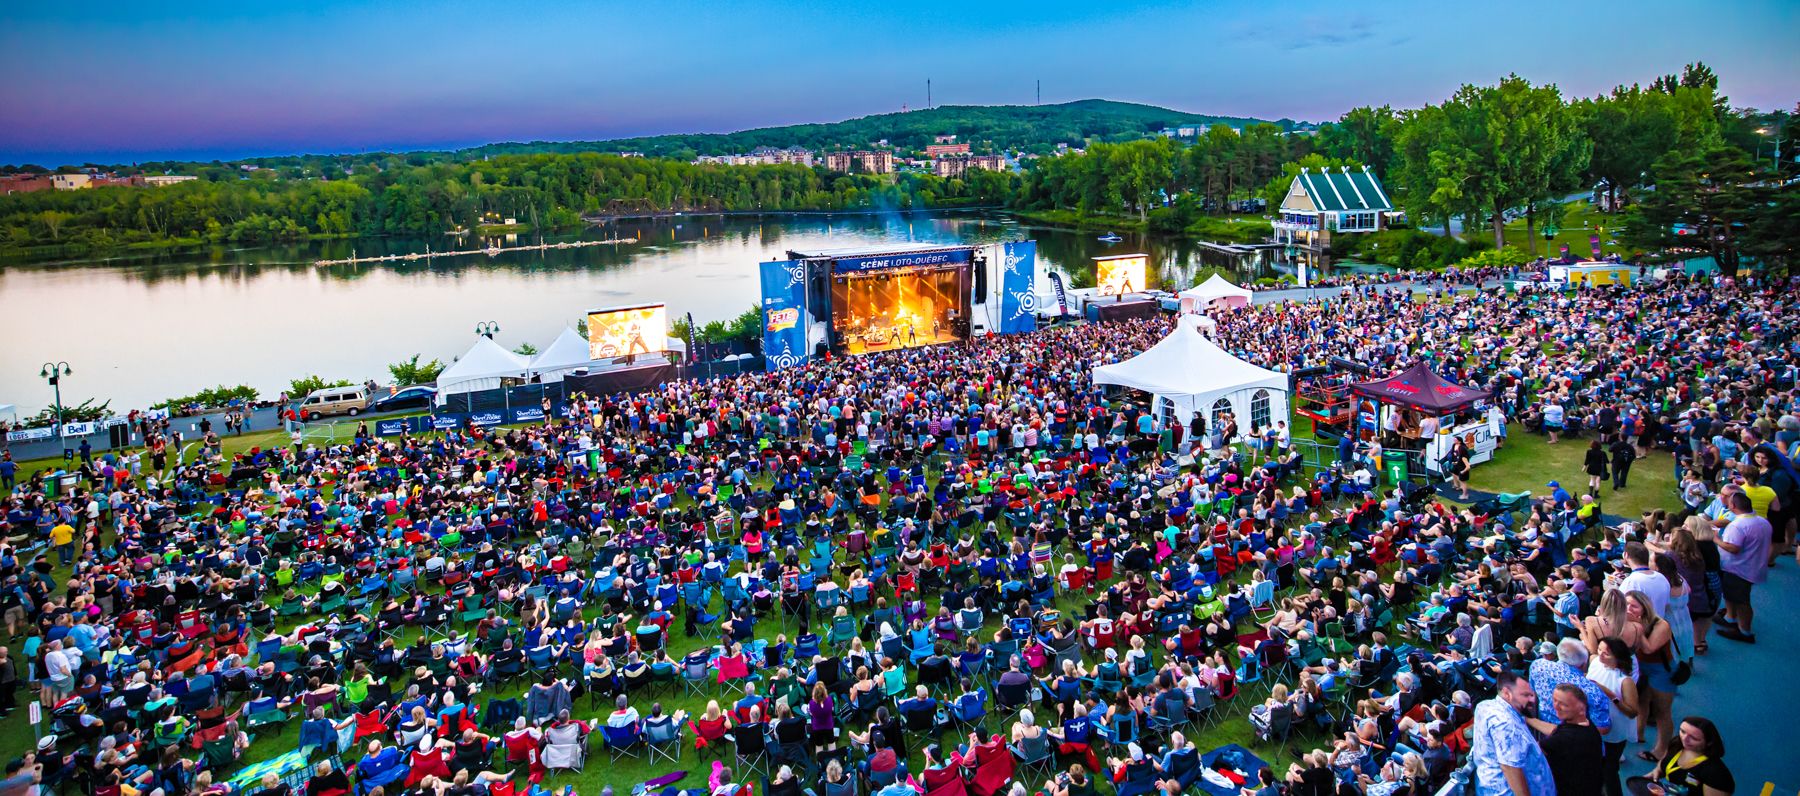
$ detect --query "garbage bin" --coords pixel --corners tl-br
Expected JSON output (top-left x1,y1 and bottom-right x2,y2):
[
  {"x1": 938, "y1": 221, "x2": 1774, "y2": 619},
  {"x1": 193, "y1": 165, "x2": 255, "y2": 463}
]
[
  {"x1": 59, "y1": 472, "x2": 80, "y2": 493},
  {"x1": 45, "y1": 471, "x2": 62, "y2": 498},
  {"x1": 1381, "y1": 450, "x2": 1411, "y2": 485}
]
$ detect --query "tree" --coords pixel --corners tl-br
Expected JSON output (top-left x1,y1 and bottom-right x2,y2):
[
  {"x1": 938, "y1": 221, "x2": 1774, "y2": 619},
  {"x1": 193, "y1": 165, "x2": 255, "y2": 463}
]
[
  {"x1": 387, "y1": 354, "x2": 446, "y2": 386},
  {"x1": 1316, "y1": 106, "x2": 1397, "y2": 178},
  {"x1": 1623, "y1": 144, "x2": 1762, "y2": 277},
  {"x1": 34, "y1": 210, "x2": 73, "y2": 241},
  {"x1": 1423, "y1": 76, "x2": 1587, "y2": 251},
  {"x1": 1740, "y1": 177, "x2": 1800, "y2": 276},
  {"x1": 288, "y1": 375, "x2": 353, "y2": 397},
  {"x1": 512, "y1": 342, "x2": 539, "y2": 356}
]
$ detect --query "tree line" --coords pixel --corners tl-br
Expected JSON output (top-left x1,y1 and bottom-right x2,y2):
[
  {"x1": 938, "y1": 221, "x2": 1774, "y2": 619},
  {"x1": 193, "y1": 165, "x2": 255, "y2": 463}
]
[{"x1": 0, "y1": 153, "x2": 1018, "y2": 255}]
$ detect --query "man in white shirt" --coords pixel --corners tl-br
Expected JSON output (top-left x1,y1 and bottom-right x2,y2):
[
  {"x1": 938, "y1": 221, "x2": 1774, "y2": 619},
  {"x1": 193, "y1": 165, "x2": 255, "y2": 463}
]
[{"x1": 1617, "y1": 542, "x2": 1670, "y2": 618}]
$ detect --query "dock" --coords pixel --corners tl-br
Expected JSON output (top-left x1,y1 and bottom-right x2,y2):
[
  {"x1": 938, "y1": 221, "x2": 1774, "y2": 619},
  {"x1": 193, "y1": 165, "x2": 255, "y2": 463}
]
[
  {"x1": 1197, "y1": 240, "x2": 1284, "y2": 255},
  {"x1": 313, "y1": 237, "x2": 639, "y2": 267}
]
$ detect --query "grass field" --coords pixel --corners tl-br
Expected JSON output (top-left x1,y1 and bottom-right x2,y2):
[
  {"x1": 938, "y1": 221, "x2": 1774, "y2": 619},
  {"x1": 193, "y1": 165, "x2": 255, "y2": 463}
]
[{"x1": 1497, "y1": 200, "x2": 1634, "y2": 260}]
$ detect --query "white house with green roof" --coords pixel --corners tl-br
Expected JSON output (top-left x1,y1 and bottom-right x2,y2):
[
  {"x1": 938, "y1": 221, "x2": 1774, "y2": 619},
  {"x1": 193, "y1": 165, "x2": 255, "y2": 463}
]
[{"x1": 1273, "y1": 165, "x2": 1394, "y2": 251}]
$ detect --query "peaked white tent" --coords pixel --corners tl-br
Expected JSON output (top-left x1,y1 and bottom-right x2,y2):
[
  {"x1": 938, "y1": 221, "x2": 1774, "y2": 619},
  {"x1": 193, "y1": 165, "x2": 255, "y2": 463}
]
[
  {"x1": 1093, "y1": 314, "x2": 1289, "y2": 440},
  {"x1": 435, "y1": 336, "x2": 529, "y2": 402},
  {"x1": 529, "y1": 327, "x2": 595, "y2": 383},
  {"x1": 1178, "y1": 274, "x2": 1254, "y2": 313}
]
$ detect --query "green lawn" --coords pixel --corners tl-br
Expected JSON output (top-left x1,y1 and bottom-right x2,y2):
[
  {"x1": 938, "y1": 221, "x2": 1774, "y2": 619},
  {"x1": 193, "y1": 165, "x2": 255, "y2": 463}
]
[
  {"x1": 1458, "y1": 431, "x2": 1679, "y2": 520},
  {"x1": 1498, "y1": 200, "x2": 1633, "y2": 260}
]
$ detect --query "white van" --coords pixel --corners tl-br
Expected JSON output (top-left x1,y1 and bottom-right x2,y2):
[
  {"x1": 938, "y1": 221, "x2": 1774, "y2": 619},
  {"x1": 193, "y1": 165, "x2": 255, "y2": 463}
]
[{"x1": 298, "y1": 386, "x2": 369, "y2": 420}]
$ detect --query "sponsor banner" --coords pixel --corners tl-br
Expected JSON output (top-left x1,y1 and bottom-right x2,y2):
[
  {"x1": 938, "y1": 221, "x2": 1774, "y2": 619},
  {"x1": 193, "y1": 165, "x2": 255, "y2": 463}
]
[
  {"x1": 759, "y1": 259, "x2": 810, "y2": 371},
  {"x1": 509, "y1": 407, "x2": 546, "y2": 424},
  {"x1": 830, "y1": 248, "x2": 970, "y2": 274},
  {"x1": 431, "y1": 414, "x2": 464, "y2": 430},
  {"x1": 103, "y1": 417, "x2": 129, "y2": 427},
  {"x1": 374, "y1": 418, "x2": 411, "y2": 437},
  {"x1": 998, "y1": 241, "x2": 1038, "y2": 335},
  {"x1": 59, "y1": 421, "x2": 98, "y2": 437},
  {"x1": 468, "y1": 411, "x2": 506, "y2": 427},
  {"x1": 5, "y1": 426, "x2": 55, "y2": 442},
  {"x1": 1047, "y1": 271, "x2": 1070, "y2": 316}
]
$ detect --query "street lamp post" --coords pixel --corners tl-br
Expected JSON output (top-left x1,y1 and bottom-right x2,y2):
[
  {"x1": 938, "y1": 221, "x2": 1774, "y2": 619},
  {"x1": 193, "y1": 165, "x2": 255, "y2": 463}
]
[
  {"x1": 1757, "y1": 120, "x2": 1785, "y2": 174},
  {"x1": 474, "y1": 321, "x2": 500, "y2": 339},
  {"x1": 39, "y1": 361, "x2": 72, "y2": 453}
]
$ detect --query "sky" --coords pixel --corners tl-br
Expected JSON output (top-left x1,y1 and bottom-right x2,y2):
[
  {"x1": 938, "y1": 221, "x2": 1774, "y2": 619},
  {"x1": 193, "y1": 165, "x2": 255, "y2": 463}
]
[{"x1": 2, "y1": 0, "x2": 1795, "y2": 166}]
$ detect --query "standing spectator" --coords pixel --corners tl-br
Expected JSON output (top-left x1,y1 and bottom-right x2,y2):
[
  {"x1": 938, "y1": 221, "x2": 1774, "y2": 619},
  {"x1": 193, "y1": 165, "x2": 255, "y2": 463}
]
[
  {"x1": 1714, "y1": 492, "x2": 1771, "y2": 643},
  {"x1": 1525, "y1": 684, "x2": 1603, "y2": 796},
  {"x1": 1471, "y1": 672, "x2": 1555, "y2": 795}
]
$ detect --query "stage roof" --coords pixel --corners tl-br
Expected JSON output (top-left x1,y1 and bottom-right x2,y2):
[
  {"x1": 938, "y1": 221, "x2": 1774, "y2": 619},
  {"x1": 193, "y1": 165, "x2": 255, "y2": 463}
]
[{"x1": 787, "y1": 243, "x2": 978, "y2": 260}]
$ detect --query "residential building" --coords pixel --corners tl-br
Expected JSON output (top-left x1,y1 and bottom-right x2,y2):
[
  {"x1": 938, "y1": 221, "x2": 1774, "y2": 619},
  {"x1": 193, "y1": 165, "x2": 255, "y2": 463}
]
[
  {"x1": 824, "y1": 150, "x2": 894, "y2": 174},
  {"x1": 0, "y1": 174, "x2": 53, "y2": 194},
  {"x1": 925, "y1": 143, "x2": 970, "y2": 157},
  {"x1": 143, "y1": 175, "x2": 197, "y2": 187},
  {"x1": 51, "y1": 173, "x2": 93, "y2": 190},
  {"x1": 1272, "y1": 166, "x2": 1393, "y2": 251},
  {"x1": 933, "y1": 154, "x2": 1008, "y2": 179},
  {"x1": 933, "y1": 134, "x2": 957, "y2": 144}
]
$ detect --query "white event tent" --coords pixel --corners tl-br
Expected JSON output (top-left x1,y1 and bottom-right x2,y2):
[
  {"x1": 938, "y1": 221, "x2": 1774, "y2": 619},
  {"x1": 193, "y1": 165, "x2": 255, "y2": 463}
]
[
  {"x1": 1177, "y1": 274, "x2": 1254, "y2": 313},
  {"x1": 435, "y1": 336, "x2": 529, "y2": 402},
  {"x1": 1092, "y1": 314, "x2": 1289, "y2": 436},
  {"x1": 528, "y1": 327, "x2": 596, "y2": 383}
]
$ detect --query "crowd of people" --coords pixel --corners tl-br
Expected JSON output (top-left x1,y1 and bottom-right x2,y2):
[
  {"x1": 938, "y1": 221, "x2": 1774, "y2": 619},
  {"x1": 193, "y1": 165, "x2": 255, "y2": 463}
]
[{"x1": 0, "y1": 264, "x2": 1794, "y2": 796}]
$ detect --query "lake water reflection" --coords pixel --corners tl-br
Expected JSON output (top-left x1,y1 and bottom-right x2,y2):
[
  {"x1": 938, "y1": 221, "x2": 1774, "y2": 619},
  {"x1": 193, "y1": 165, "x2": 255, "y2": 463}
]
[{"x1": 0, "y1": 211, "x2": 1343, "y2": 414}]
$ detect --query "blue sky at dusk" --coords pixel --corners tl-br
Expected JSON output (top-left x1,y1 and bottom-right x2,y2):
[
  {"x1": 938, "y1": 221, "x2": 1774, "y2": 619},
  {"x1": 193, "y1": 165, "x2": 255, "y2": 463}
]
[{"x1": 2, "y1": 0, "x2": 1794, "y2": 166}]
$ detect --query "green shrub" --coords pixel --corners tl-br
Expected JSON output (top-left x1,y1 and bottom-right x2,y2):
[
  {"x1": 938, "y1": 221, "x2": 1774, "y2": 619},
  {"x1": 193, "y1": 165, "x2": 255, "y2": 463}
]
[
  {"x1": 288, "y1": 375, "x2": 353, "y2": 398},
  {"x1": 153, "y1": 384, "x2": 259, "y2": 413}
]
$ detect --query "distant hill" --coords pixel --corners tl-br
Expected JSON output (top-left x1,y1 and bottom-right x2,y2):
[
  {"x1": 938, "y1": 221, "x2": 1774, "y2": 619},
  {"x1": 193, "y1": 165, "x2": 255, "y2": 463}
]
[{"x1": 457, "y1": 99, "x2": 1294, "y2": 160}]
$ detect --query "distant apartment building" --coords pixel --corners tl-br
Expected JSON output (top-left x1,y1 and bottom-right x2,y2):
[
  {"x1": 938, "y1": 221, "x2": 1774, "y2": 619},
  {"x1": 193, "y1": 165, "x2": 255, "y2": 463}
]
[
  {"x1": 824, "y1": 150, "x2": 894, "y2": 174},
  {"x1": 933, "y1": 154, "x2": 1008, "y2": 179},
  {"x1": 696, "y1": 146, "x2": 813, "y2": 167},
  {"x1": 933, "y1": 134, "x2": 957, "y2": 144},
  {"x1": 925, "y1": 142, "x2": 970, "y2": 157},
  {"x1": 143, "y1": 175, "x2": 198, "y2": 187}
]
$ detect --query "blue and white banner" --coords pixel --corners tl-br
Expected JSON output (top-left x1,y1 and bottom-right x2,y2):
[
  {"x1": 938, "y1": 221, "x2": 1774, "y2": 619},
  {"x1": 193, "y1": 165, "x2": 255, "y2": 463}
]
[
  {"x1": 831, "y1": 248, "x2": 970, "y2": 274},
  {"x1": 5, "y1": 426, "x2": 54, "y2": 443},
  {"x1": 998, "y1": 241, "x2": 1038, "y2": 334},
  {"x1": 468, "y1": 411, "x2": 506, "y2": 427},
  {"x1": 59, "y1": 421, "x2": 97, "y2": 437},
  {"x1": 1047, "y1": 271, "x2": 1070, "y2": 317},
  {"x1": 431, "y1": 414, "x2": 465, "y2": 430},
  {"x1": 509, "y1": 407, "x2": 546, "y2": 424},
  {"x1": 374, "y1": 418, "x2": 411, "y2": 437},
  {"x1": 759, "y1": 259, "x2": 810, "y2": 371}
]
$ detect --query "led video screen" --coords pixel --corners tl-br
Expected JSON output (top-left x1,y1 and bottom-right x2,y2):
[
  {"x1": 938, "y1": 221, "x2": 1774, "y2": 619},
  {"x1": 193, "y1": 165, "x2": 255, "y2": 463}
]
[
  {"x1": 1096, "y1": 255, "x2": 1147, "y2": 296},
  {"x1": 831, "y1": 267, "x2": 968, "y2": 355},
  {"x1": 587, "y1": 303, "x2": 668, "y2": 359}
]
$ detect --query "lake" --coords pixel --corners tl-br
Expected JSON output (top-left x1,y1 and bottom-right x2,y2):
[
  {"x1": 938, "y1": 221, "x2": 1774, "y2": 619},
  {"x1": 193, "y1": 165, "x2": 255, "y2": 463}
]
[{"x1": 0, "y1": 211, "x2": 1340, "y2": 415}]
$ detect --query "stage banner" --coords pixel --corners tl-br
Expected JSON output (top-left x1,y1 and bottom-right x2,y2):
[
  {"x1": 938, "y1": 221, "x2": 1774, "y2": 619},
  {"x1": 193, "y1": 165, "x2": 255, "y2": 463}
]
[
  {"x1": 1047, "y1": 271, "x2": 1070, "y2": 317},
  {"x1": 998, "y1": 241, "x2": 1038, "y2": 334},
  {"x1": 759, "y1": 260, "x2": 810, "y2": 371},
  {"x1": 831, "y1": 248, "x2": 970, "y2": 274}
]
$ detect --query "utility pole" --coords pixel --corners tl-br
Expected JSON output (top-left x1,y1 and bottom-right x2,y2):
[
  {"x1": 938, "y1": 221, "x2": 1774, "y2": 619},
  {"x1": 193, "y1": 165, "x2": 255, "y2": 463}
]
[
  {"x1": 927, "y1": 79, "x2": 932, "y2": 109},
  {"x1": 1037, "y1": 80, "x2": 1041, "y2": 106}
]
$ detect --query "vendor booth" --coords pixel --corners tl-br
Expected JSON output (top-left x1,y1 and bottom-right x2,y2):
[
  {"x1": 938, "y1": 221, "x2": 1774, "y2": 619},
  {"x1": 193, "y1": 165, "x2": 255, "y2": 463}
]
[
  {"x1": 435, "y1": 336, "x2": 529, "y2": 405},
  {"x1": 1348, "y1": 361, "x2": 1495, "y2": 477},
  {"x1": 1093, "y1": 314, "x2": 1289, "y2": 442},
  {"x1": 1178, "y1": 274, "x2": 1254, "y2": 313}
]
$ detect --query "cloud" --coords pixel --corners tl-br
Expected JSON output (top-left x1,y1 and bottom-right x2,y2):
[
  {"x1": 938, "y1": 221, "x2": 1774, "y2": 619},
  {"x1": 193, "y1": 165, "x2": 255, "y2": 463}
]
[{"x1": 1235, "y1": 14, "x2": 1379, "y2": 50}]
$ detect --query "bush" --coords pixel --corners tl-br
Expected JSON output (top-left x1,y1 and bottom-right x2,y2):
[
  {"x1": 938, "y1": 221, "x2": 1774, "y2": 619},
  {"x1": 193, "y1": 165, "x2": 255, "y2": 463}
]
[
  {"x1": 288, "y1": 375, "x2": 353, "y2": 398},
  {"x1": 1453, "y1": 245, "x2": 1533, "y2": 269},
  {"x1": 387, "y1": 355, "x2": 445, "y2": 386},
  {"x1": 24, "y1": 398, "x2": 112, "y2": 426},
  {"x1": 153, "y1": 384, "x2": 259, "y2": 414}
]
